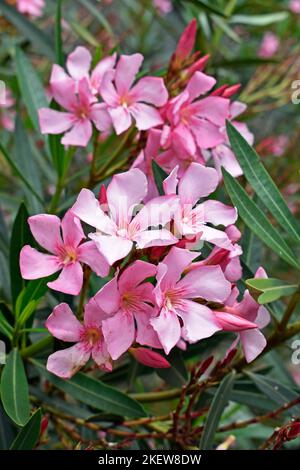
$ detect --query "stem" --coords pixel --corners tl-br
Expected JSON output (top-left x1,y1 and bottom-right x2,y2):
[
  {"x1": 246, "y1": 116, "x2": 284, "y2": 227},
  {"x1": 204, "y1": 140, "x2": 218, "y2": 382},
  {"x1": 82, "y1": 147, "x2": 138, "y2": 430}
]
[
  {"x1": 49, "y1": 146, "x2": 76, "y2": 214},
  {"x1": 21, "y1": 336, "x2": 53, "y2": 359},
  {"x1": 77, "y1": 266, "x2": 91, "y2": 318},
  {"x1": 279, "y1": 285, "x2": 300, "y2": 331},
  {"x1": 97, "y1": 127, "x2": 135, "y2": 179},
  {"x1": 88, "y1": 131, "x2": 100, "y2": 188}
]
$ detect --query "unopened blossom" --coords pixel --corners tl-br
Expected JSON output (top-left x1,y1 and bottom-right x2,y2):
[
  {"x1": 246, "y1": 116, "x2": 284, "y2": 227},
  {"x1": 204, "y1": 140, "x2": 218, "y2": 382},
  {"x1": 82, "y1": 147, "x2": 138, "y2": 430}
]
[
  {"x1": 51, "y1": 46, "x2": 116, "y2": 95},
  {"x1": 17, "y1": 0, "x2": 45, "y2": 17},
  {"x1": 46, "y1": 300, "x2": 112, "y2": 378},
  {"x1": 20, "y1": 211, "x2": 110, "y2": 295},
  {"x1": 259, "y1": 32, "x2": 279, "y2": 58},
  {"x1": 71, "y1": 168, "x2": 178, "y2": 265},
  {"x1": 94, "y1": 260, "x2": 161, "y2": 360},
  {"x1": 151, "y1": 247, "x2": 232, "y2": 354},
  {"x1": 100, "y1": 53, "x2": 168, "y2": 134},
  {"x1": 173, "y1": 18, "x2": 197, "y2": 65},
  {"x1": 39, "y1": 76, "x2": 111, "y2": 146},
  {"x1": 129, "y1": 347, "x2": 170, "y2": 368},
  {"x1": 163, "y1": 163, "x2": 237, "y2": 250}
]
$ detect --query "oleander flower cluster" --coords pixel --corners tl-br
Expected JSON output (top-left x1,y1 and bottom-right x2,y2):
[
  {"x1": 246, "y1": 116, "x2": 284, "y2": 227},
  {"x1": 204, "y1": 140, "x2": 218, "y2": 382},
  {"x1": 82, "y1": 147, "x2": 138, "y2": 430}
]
[{"x1": 19, "y1": 20, "x2": 269, "y2": 379}]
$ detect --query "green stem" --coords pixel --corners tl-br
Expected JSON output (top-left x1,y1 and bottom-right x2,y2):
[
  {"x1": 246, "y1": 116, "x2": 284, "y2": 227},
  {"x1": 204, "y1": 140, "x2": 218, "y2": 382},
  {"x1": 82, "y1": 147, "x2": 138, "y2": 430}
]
[
  {"x1": 77, "y1": 266, "x2": 91, "y2": 319},
  {"x1": 278, "y1": 285, "x2": 300, "y2": 331},
  {"x1": 97, "y1": 127, "x2": 135, "y2": 179},
  {"x1": 21, "y1": 336, "x2": 53, "y2": 359},
  {"x1": 49, "y1": 146, "x2": 76, "y2": 214}
]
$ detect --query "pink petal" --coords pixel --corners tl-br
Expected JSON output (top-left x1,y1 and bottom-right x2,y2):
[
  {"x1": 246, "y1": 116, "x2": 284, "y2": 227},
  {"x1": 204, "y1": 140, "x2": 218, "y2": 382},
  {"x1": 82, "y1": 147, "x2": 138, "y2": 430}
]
[
  {"x1": 90, "y1": 233, "x2": 133, "y2": 265},
  {"x1": 28, "y1": 214, "x2": 63, "y2": 253},
  {"x1": 191, "y1": 118, "x2": 225, "y2": 149},
  {"x1": 212, "y1": 145, "x2": 242, "y2": 179},
  {"x1": 50, "y1": 64, "x2": 69, "y2": 83},
  {"x1": 197, "y1": 225, "x2": 233, "y2": 249},
  {"x1": 94, "y1": 275, "x2": 120, "y2": 315},
  {"x1": 91, "y1": 53, "x2": 117, "y2": 91},
  {"x1": 61, "y1": 119, "x2": 92, "y2": 147},
  {"x1": 190, "y1": 97, "x2": 229, "y2": 126},
  {"x1": 159, "y1": 247, "x2": 198, "y2": 289},
  {"x1": 77, "y1": 241, "x2": 110, "y2": 277},
  {"x1": 130, "y1": 103, "x2": 163, "y2": 131},
  {"x1": 109, "y1": 106, "x2": 132, "y2": 134},
  {"x1": 186, "y1": 71, "x2": 216, "y2": 101},
  {"x1": 107, "y1": 168, "x2": 147, "y2": 225},
  {"x1": 66, "y1": 46, "x2": 92, "y2": 80},
  {"x1": 46, "y1": 303, "x2": 83, "y2": 341},
  {"x1": 38, "y1": 109, "x2": 74, "y2": 135},
  {"x1": 163, "y1": 166, "x2": 179, "y2": 195},
  {"x1": 115, "y1": 53, "x2": 143, "y2": 95},
  {"x1": 178, "y1": 162, "x2": 218, "y2": 205},
  {"x1": 100, "y1": 71, "x2": 119, "y2": 106},
  {"x1": 202, "y1": 200, "x2": 237, "y2": 226},
  {"x1": 151, "y1": 308, "x2": 181, "y2": 355},
  {"x1": 239, "y1": 329, "x2": 267, "y2": 363},
  {"x1": 177, "y1": 300, "x2": 221, "y2": 342},
  {"x1": 177, "y1": 265, "x2": 231, "y2": 303},
  {"x1": 214, "y1": 311, "x2": 257, "y2": 331},
  {"x1": 20, "y1": 246, "x2": 60, "y2": 279},
  {"x1": 133, "y1": 228, "x2": 177, "y2": 249},
  {"x1": 92, "y1": 341, "x2": 112, "y2": 371},
  {"x1": 46, "y1": 344, "x2": 90, "y2": 379},
  {"x1": 61, "y1": 211, "x2": 84, "y2": 248},
  {"x1": 71, "y1": 188, "x2": 116, "y2": 234},
  {"x1": 118, "y1": 260, "x2": 156, "y2": 293},
  {"x1": 47, "y1": 262, "x2": 83, "y2": 295},
  {"x1": 102, "y1": 310, "x2": 135, "y2": 360},
  {"x1": 172, "y1": 124, "x2": 197, "y2": 156},
  {"x1": 129, "y1": 77, "x2": 168, "y2": 106},
  {"x1": 135, "y1": 310, "x2": 162, "y2": 349},
  {"x1": 50, "y1": 78, "x2": 77, "y2": 111},
  {"x1": 233, "y1": 290, "x2": 259, "y2": 323},
  {"x1": 256, "y1": 306, "x2": 270, "y2": 329},
  {"x1": 77, "y1": 77, "x2": 96, "y2": 108},
  {"x1": 132, "y1": 195, "x2": 179, "y2": 232},
  {"x1": 90, "y1": 103, "x2": 112, "y2": 132},
  {"x1": 224, "y1": 257, "x2": 242, "y2": 283},
  {"x1": 84, "y1": 296, "x2": 111, "y2": 325}
]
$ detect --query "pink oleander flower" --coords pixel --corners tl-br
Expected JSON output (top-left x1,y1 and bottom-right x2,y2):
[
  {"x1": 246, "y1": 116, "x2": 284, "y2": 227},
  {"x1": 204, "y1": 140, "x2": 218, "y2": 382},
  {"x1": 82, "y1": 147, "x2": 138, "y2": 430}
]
[
  {"x1": 259, "y1": 32, "x2": 280, "y2": 58},
  {"x1": 17, "y1": 0, "x2": 45, "y2": 17},
  {"x1": 163, "y1": 163, "x2": 237, "y2": 250},
  {"x1": 100, "y1": 53, "x2": 168, "y2": 134},
  {"x1": 46, "y1": 300, "x2": 112, "y2": 378},
  {"x1": 150, "y1": 247, "x2": 232, "y2": 354},
  {"x1": 38, "y1": 76, "x2": 111, "y2": 147},
  {"x1": 51, "y1": 46, "x2": 116, "y2": 95},
  {"x1": 0, "y1": 87, "x2": 16, "y2": 132},
  {"x1": 290, "y1": 0, "x2": 300, "y2": 13},
  {"x1": 158, "y1": 71, "x2": 230, "y2": 168},
  {"x1": 153, "y1": 0, "x2": 173, "y2": 15},
  {"x1": 219, "y1": 268, "x2": 270, "y2": 362},
  {"x1": 188, "y1": 225, "x2": 243, "y2": 282},
  {"x1": 20, "y1": 211, "x2": 110, "y2": 295},
  {"x1": 71, "y1": 168, "x2": 178, "y2": 265},
  {"x1": 94, "y1": 260, "x2": 161, "y2": 359},
  {"x1": 210, "y1": 101, "x2": 254, "y2": 179}
]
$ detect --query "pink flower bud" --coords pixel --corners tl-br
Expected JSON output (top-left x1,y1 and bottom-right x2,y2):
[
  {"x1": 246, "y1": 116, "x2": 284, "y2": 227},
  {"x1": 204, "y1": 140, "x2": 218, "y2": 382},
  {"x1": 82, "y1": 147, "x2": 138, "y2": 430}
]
[
  {"x1": 98, "y1": 184, "x2": 108, "y2": 206},
  {"x1": 40, "y1": 416, "x2": 49, "y2": 436},
  {"x1": 129, "y1": 347, "x2": 171, "y2": 368},
  {"x1": 174, "y1": 19, "x2": 197, "y2": 63},
  {"x1": 187, "y1": 54, "x2": 210, "y2": 76},
  {"x1": 222, "y1": 83, "x2": 241, "y2": 98}
]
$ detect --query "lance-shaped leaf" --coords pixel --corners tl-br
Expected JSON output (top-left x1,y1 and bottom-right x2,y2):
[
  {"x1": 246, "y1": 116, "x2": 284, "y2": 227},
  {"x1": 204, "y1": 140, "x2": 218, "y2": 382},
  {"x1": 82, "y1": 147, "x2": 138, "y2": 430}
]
[
  {"x1": 152, "y1": 160, "x2": 168, "y2": 196},
  {"x1": 0, "y1": 349, "x2": 30, "y2": 426},
  {"x1": 226, "y1": 121, "x2": 300, "y2": 245},
  {"x1": 222, "y1": 169, "x2": 300, "y2": 270},
  {"x1": 10, "y1": 409, "x2": 42, "y2": 450},
  {"x1": 229, "y1": 12, "x2": 288, "y2": 26},
  {"x1": 246, "y1": 278, "x2": 298, "y2": 304}
]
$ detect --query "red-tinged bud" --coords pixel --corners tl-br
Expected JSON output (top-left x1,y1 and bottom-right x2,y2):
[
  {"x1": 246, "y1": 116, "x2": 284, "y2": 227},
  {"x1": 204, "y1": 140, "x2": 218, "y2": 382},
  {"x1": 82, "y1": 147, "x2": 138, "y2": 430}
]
[
  {"x1": 40, "y1": 416, "x2": 48, "y2": 436},
  {"x1": 187, "y1": 54, "x2": 210, "y2": 76},
  {"x1": 129, "y1": 347, "x2": 171, "y2": 369},
  {"x1": 211, "y1": 84, "x2": 229, "y2": 97},
  {"x1": 222, "y1": 83, "x2": 241, "y2": 98},
  {"x1": 198, "y1": 356, "x2": 214, "y2": 375},
  {"x1": 215, "y1": 311, "x2": 257, "y2": 331},
  {"x1": 174, "y1": 19, "x2": 197, "y2": 63},
  {"x1": 98, "y1": 184, "x2": 108, "y2": 207},
  {"x1": 220, "y1": 348, "x2": 238, "y2": 368},
  {"x1": 287, "y1": 422, "x2": 300, "y2": 439}
]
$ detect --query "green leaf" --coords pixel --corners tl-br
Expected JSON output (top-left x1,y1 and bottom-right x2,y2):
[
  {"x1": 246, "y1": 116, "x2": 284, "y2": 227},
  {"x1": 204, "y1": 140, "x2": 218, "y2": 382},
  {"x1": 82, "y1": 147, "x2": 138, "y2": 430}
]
[
  {"x1": 9, "y1": 203, "x2": 35, "y2": 306},
  {"x1": 0, "y1": 141, "x2": 44, "y2": 205},
  {"x1": 0, "y1": 2, "x2": 55, "y2": 59},
  {"x1": 77, "y1": 0, "x2": 115, "y2": 38},
  {"x1": 0, "y1": 349, "x2": 30, "y2": 426},
  {"x1": 0, "y1": 405, "x2": 16, "y2": 450},
  {"x1": 69, "y1": 21, "x2": 100, "y2": 47},
  {"x1": 32, "y1": 360, "x2": 147, "y2": 418},
  {"x1": 0, "y1": 304, "x2": 13, "y2": 340},
  {"x1": 10, "y1": 409, "x2": 41, "y2": 450},
  {"x1": 16, "y1": 277, "x2": 51, "y2": 318},
  {"x1": 200, "y1": 371, "x2": 235, "y2": 449},
  {"x1": 229, "y1": 12, "x2": 289, "y2": 26},
  {"x1": 157, "y1": 349, "x2": 188, "y2": 387},
  {"x1": 226, "y1": 122, "x2": 300, "y2": 245},
  {"x1": 246, "y1": 278, "x2": 298, "y2": 304},
  {"x1": 211, "y1": 15, "x2": 241, "y2": 43},
  {"x1": 15, "y1": 48, "x2": 49, "y2": 133},
  {"x1": 222, "y1": 169, "x2": 300, "y2": 270},
  {"x1": 246, "y1": 372, "x2": 300, "y2": 417},
  {"x1": 152, "y1": 160, "x2": 168, "y2": 196},
  {"x1": 55, "y1": 0, "x2": 64, "y2": 66},
  {"x1": 184, "y1": 0, "x2": 228, "y2": 18}
]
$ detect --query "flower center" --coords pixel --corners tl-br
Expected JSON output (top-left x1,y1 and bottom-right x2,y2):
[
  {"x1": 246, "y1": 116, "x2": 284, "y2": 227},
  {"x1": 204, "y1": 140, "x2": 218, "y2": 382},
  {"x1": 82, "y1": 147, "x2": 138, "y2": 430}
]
[
  {"x1": 58, "y1": 245, "x2": 78, "y2": 265},
  {"x1": 117, "y1": 228, "x2": 128, "y2": 238},
  {"x1": 121, "y1": 291, "x2": 141, "y2": 311},
  {"x1": 84, "y1": 327, "x2": 102, "y2": 346}
]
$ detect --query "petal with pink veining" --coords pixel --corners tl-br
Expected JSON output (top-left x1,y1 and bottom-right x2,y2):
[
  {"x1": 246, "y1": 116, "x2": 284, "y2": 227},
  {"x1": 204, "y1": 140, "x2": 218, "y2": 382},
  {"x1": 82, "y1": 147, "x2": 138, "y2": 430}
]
[
  {"x1": 46, "y1": 344, "x2": 90, "y2": 379},
  {"x1": 90, "y1": 233, "x2": 133, "y2": 265},
  {"x1": 90, "y1": 103, "x2": 112, "y2": 132},
  {"x1": 177, "y1": 300, "x2": 221, "y2": 342},
  {"x1": 129, "y1": 103, "x2": 163, "y2": 131},
  {"x1": 129, "y1": 77, "x2": 168, "y2": 106},
  {"x1": 151, "y1": 308, "x2": 181, "y2": 355},
  {"x1": 133, "y1": 228, "x2": 177, "y2": 250},
  {"x1": 20, "y1": 246, "x2": 60, "y2": 279},
  {"x1": 239, "y1": 329, "x2": 267, "y2": 363},
  {"x1": 61, "y1": 211, "x2": 85, "y2": 248},
  {"x1": 201, "y1": 200, "x2": 237, "y2": 226},
  {"x1": 38, "y1": 109, "x2": 74, "y2": 135},
  {"x1": 102, "y1": 310, "x2": 135, "y2": 360},
  {"x1": 178, "y1": 162, "x2": 218, "y2": 205},
  {"x1": 47, "y1": 262, "x2": 83, "y2": 295},
  {"x1": 118, "y1": 260, "x2": 156, "y2": 292},
  {"x1": 109, "y1": 106, "x2": 132, "y2": 135},
  {"x1": 46, "y1": 303, "x2": 83, "y2": 342},
  {"x1": 186, "y1": 71, "x2": 216, "y2": 101},
  {"x1": 61, "y1": 119, "x2": 92, "y2": 147},
  {"x1": 67, "y1": 46, "x2": 92, "y2": 80},
  {"x1": 94, "y1": 275, "x2": 120, "y2": 315},
  {"x1": 28, "y1": 214, "x2": 63, "y2": 253},
  {"x1": 77, "y1": 241, "x2": 110, "y2": 277},
  {"x1": 115, "y1": 53, "x2": 143, "y2": 95}
]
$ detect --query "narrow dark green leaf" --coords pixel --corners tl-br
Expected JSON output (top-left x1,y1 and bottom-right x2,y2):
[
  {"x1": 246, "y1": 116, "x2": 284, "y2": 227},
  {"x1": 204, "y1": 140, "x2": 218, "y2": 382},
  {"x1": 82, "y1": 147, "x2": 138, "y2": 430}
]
[
  {"x1": 200, "y1": 371, "x2": 235, "y2": 449},
  {"x1": 15, "y1": 48, "x2": 48, "y2": 133},
  {"x1": 246, "y1": 278, "x2": 298, "y2": 304},
  {"x1": 0, "y1": 142, "x2": 44, "y2": 205},
  {"x1": 10, "y1": 409, "x2": 41, "y2": 450},
  {"x1": 152, "y1": 160, "x2": 168, "y2": 196},
  {"x1": 77, "y1": 0, "x2": 115, "y2": 38},
  {"x1": 227, "y1": 122, "x2": 300, "y2": 245},
  {"x1": 32, "y1": 360, "x2": 147, "y2": 418},
  {"x1": 246, "y1": 372, "x2": 300, "y2": 417},
  {"x1": 55, "y1": 0, "x2": 64, "y2": 66},
  {"x1": 69, "y1": 21, "x2": 100, "y2": 47},
  {"x1": 0, "y1": 2, "x2": 55, "y2": 59},
  {"x1": 184, "y1": 0, "x2": 228, "y2": 18},
  {"x1": 0, "y1": 306, "x2": 13, "y2": 339},
  {"x1": 16, "y1": 277, "x2": 52, "y2": 316},
  {"x1": 0, "y1": 349, "x2": 30, "y2": 426},
  {"x1": 0, "y1": 405, "x2": 16, "y2": 450},
  {"x1": 222, "y1": 169, "x2": 300, "y2": 270},
  {"x1": 157, "y1": 349, "x2": 188, "y2": 387},
  {"x1": 9, "y1": 203, "x2": 34, "y2": 305}
]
